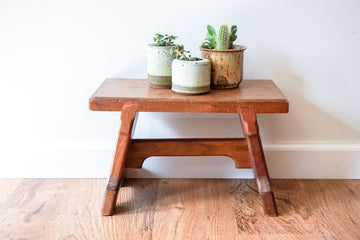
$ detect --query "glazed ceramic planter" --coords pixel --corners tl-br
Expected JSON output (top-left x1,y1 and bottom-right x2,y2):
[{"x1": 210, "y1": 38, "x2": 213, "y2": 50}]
[
  {"x1": 200, "y1": 45, "x2": 246, "y2": 89},
  {"x1": 171, "y1": 58, "x2": 211, "y2": 95},
  {"x1": 146, "y1": 44, "x2": 178, "y2": 88}
]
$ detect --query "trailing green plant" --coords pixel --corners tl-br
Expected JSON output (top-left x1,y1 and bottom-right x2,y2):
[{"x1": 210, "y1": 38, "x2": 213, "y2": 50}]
[
  {"x1": 201, "y1": 24, "x2": 237, "y2": 50},
  {"x1": 153, "y1": 33, "x2": 177, "y2": 46},
  {"x1": 170, "y1": 45, "x2": 201, "y2": 61}
]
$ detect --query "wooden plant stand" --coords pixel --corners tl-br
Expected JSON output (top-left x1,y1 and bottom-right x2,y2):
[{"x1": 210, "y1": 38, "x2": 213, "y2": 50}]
[{"x1": 89, "y1": 79, "x2": 289, "y2": 217}]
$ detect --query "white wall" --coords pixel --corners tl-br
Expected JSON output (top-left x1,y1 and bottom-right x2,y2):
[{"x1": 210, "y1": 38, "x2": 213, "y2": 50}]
[{"x1": 0, "y1": 0, "x2": 359, "y2": 178}]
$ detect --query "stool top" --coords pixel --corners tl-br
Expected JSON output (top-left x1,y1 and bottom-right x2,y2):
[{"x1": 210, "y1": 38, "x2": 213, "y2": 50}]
[{"x1": 89, "y1": 79, "x2": 288, "y2": 113}]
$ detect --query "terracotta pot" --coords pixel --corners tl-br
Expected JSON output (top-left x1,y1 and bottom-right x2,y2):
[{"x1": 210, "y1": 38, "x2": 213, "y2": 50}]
[
  {"x1": 200, "y1": 45, "x2": 246, "y2": 89},
  {"x1": 171, "y1": 58, "x2": 211, "y2": 95}
]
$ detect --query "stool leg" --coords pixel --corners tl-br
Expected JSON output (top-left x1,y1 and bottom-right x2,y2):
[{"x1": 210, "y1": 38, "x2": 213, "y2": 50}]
[
  {"x1": 102, "y1": 104, "x2": 137, "y2": 216},
  {"x1": 239, "y1": 105, "x2": 278, "y2": 217}
]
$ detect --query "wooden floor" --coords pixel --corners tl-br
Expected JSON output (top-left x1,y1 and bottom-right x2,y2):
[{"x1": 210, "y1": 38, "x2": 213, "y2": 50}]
[{"x1": 0, "y1": 179, "x2": 359, "y2": 240}]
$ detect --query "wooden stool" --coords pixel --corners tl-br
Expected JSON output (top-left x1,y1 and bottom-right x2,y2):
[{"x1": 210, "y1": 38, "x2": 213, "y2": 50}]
[{"x1": 89, "y1": 79, "x2": 289, "y2": 217}]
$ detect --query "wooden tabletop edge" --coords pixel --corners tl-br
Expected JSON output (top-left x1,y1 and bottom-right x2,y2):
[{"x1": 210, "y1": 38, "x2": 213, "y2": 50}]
[
  {"x1": 89, "y1": 97, "x2": 100, "y2": 111},
  {"x1": 89, "y1": 96, "x2": 289, "y2": 103}
]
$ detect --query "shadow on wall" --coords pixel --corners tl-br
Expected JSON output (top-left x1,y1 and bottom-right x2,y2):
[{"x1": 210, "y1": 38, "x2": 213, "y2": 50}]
[
  {"x1": 259, "y1": 91, "x2": 360, "y2": 141},
  {"x1": 253, "y1": 54, "x2": 360, "y2": 141},
  {"x1": 148, "y1": 113, "x2": 243, "y2": 138},
  {"x1": 126, "y1": 156, "x2": 254, "y2": 179}
]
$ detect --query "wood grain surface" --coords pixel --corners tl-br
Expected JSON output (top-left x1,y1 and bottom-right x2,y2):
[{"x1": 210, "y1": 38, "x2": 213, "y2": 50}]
[
  {"x1": 103, "y1": 104, "x2": 137, "y2": 215},
  {"x1": 126, "y1": 138, "x2": 251, "y2": 169},
  {"x1": 1, "y1": 179, "x2": 359, "y2": 240},
  {"x1": 239, "y1": 105, "x2": 278, "y2": 216},
  {"x1": 89, "y1": 79, "x2": 289, "y2": 113}
]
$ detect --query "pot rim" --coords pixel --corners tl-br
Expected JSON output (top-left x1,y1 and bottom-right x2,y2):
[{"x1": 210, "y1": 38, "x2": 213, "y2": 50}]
[
  {"x1": 147, "y1": 43, "x2": 183, "y2": 48},
  {"x1": 173, "y1": 58, "x2": 210, "y2": 64},
  {"x1": 199, "y1": 44, "x2": 246, "y2": 52}
]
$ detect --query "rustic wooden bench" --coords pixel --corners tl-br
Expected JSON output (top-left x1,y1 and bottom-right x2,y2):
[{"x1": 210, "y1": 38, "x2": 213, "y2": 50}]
[{"x1": 89, "y1": 78, "x2": 289, "y2": 217}]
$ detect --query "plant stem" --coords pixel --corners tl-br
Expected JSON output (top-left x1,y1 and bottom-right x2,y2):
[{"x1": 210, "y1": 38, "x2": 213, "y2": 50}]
[{"x1": 174, "y1": 49, "x2": 189, "y2": 61}]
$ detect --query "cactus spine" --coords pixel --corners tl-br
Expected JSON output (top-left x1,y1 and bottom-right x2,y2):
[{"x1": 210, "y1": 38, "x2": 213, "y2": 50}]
[{"x1": 216, "y1": 24, "x2": 230, "y2": 50}]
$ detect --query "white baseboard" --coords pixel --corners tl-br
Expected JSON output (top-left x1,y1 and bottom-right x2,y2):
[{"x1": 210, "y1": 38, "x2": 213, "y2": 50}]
[
  {"x1": 264, "y1": 141, "x2": 360, "y2": 152},
  {"x1": 0, "y1": 140, "x2": 359, "y2": 179}
]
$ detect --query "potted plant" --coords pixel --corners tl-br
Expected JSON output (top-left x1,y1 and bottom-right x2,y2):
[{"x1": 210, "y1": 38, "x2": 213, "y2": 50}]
[
  {"x1": 147, "y1": 33, "x2": 180, "y2": 88},
  {"x1": 170, "y1": 45, "x2": 211, "y2": 95},
  {"x1": 200, "y1": 24, "x2": 246, "y2": 89}
]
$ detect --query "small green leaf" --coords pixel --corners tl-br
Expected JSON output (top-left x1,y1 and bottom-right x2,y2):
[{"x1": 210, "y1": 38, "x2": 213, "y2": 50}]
[
  {"x1": 231, "y1": 25, "x2": 237, "y2": 35},
  {"x1": 207, "y1": 25, "x2": 216, "y2": 36},
  {"x1": 153, "y1": 33, "x2": 177, "y2": 46},
  {"x1": 206, "y1": 33, "x2": 215, "y2": 42},
  {"x1": 201, "y1": 41, "x2": 209, "y2": 47},
  {"x1": 208, "y1": 38, "x2": 216, "y2": 49}
]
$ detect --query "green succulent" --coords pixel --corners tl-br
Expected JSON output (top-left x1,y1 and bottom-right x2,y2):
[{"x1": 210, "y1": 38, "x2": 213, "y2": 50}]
[
  {"x1": 153, "y1": 33, "x2": 177, "y2": 46},
  {"x1": 201, "y1": 24, "x2": 237, "y2": 50},
  {"x1": 170, "y1": 45, "x2": 201, "y2": 61},
  {"x1": 229, "y1": 25, "x2": 237, "y2": 49}
]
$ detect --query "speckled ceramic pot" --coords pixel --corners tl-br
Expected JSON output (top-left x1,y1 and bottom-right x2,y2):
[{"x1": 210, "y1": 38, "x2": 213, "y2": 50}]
[
  {"x1": 171, "y1": 58, "x2": 211, "y2": 95},
  {"x1": 146, "y1": 44, "x2": 176, "y2": 88},
  {"x1": 200, "y1": 45, "x2": 246, "y2": 89}
]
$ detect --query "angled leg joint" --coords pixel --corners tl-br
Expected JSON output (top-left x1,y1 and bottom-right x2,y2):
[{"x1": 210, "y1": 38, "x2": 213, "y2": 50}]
[{"x1": 239, "y1": 105, "x2": 278, "y2": 217}]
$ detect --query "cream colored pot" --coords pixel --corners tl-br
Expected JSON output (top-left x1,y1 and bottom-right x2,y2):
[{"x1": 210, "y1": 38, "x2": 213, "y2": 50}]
[
  {"x1": 146, "y1": 44, "x2": 175, "y2": 88},
  {"x1": 171, "y1": 58, "x2": 211, "y2": 95}
]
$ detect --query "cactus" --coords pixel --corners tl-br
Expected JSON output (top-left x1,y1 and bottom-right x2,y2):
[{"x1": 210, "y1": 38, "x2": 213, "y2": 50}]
[
  {"x1": 202, "y1": 24, "x2": 238, "y2": 50},
  {"x1": 216, "y1": 24, "x2": 230, "y2": 50}
]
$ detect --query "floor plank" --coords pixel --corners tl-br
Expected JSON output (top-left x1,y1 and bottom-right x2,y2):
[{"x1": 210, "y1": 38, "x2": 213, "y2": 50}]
[{"x1": 0, "y1": 179, "x2": 359, "y2": 240}]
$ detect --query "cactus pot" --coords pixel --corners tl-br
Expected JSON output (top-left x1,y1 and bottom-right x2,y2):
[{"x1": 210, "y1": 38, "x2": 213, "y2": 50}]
[
  {"x1": 171, "y1": 58, "x2": 211, "y2": 95},
  {"x1": 147, "y1": 44, "x2": 181, "y2": 88},
  {"x1": 200, "y1": 45, "x2": 246, "y2": 89}
]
